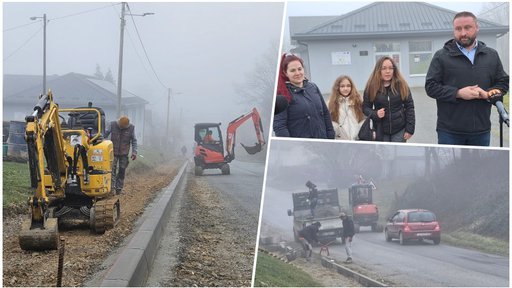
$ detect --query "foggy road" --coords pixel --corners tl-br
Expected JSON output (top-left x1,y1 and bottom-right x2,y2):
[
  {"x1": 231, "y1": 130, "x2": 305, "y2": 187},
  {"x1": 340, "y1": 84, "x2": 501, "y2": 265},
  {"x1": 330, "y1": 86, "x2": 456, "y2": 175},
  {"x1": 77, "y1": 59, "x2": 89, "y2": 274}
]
[
  {"x1": 260, "y1": 188, "x2": 508, "y2": 287},
  {"x1": 201, "y1": 160, "x2": 266, "y2": 217},
  {"x1": 327, "y1": 229, "x2": 509, "y2": 287}
]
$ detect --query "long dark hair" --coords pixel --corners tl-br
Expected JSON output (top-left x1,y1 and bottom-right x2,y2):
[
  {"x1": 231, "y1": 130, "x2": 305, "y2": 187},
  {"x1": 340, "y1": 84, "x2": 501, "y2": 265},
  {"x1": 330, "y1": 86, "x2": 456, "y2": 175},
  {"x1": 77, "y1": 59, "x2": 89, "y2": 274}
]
[{"x1": 364, "y1": 56, "x2": 410, "y2": 102}]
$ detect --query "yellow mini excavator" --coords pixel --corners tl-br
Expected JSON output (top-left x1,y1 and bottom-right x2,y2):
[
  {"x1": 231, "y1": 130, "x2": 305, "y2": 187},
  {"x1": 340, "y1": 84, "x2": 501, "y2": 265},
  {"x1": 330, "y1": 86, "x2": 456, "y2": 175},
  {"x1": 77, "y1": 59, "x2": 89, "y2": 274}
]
[{"x1": 19, "y1": 91, "x2": 119, "y2": 251}]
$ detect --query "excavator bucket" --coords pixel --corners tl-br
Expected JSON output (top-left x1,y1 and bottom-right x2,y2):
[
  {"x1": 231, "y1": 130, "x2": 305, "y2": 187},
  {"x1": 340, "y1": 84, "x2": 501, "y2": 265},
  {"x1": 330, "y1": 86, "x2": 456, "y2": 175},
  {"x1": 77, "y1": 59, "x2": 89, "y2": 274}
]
[
  {"x1": 241, "y1": 142, "x2": 262, "y2": 155},
  {"x1": 19, "y1": 218, "x2": 59, "y2": 251}
]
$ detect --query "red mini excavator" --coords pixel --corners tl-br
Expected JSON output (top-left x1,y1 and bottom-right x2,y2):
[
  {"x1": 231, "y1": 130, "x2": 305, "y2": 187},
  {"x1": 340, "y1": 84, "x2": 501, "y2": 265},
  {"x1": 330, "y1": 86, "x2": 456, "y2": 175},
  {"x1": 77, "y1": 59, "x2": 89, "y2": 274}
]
[{"x1": 193, "y1": 107, "x2": 265, "y2": 176}]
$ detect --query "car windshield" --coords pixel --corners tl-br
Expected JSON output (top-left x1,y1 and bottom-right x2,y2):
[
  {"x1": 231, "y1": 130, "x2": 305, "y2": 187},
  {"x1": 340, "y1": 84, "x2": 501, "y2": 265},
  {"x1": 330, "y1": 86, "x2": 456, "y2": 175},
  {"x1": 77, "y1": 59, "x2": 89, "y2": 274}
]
[{"x1": 407, "y1": 211, "x2": 436, "y2": 223}]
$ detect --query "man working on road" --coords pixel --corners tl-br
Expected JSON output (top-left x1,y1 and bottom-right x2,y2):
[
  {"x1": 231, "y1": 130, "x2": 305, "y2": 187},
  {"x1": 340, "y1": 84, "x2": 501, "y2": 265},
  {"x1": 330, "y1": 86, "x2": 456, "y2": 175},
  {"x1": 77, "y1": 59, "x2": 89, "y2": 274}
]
[
  {"x1": 339, "y1": 212, "x2": 355, "y2": 263},
  {"x1": 298, "y1": 221, "x2": 321, "y2": 261},
  {"x1": 425, "y1": 11, "x2": 509, "y2": 146},
  {"x1": 105, "y1": 116, "x2": 138, "y2": 195},
  {"x1": 306, "y1": 180, "x2": 318, "y2": 217}
]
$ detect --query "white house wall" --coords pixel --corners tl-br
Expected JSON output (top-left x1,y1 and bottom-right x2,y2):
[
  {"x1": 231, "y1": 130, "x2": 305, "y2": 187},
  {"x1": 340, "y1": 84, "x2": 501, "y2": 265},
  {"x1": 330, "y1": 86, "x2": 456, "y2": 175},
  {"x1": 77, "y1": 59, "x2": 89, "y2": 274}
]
[{"x1": 304, "y1": 34, "x2": 499, "y2": 95}]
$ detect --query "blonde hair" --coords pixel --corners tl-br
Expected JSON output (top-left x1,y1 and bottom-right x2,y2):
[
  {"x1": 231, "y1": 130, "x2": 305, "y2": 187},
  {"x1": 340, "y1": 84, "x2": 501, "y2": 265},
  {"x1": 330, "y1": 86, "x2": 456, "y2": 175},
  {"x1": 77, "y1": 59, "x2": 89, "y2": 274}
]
[
  {"x1": 328, "y1": 75, "x2": 365, "y2": 123},
  {"x1": 364, "y1": 56, "x2": 410, "y2": 102}
]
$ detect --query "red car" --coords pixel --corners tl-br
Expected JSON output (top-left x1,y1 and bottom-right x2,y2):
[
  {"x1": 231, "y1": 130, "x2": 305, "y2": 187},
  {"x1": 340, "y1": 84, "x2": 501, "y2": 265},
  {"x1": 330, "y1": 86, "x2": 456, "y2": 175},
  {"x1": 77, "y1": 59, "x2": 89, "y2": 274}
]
[{"x1": 384, "y1": 209, "x2": 441, "y2": 245}]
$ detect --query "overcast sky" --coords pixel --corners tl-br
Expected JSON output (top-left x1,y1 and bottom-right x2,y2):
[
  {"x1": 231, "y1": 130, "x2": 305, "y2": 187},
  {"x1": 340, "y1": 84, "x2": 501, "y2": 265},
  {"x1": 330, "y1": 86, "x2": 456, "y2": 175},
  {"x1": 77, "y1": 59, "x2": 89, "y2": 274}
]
[{"x1": 3, "y1": 2, "x2": 284, "y2": 137}]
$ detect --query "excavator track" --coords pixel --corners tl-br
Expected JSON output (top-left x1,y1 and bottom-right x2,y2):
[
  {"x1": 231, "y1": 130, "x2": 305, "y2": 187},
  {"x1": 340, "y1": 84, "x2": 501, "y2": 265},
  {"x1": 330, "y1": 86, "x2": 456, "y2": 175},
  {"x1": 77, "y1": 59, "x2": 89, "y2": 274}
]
[{"x1": 92, "y1": 197, "x2": 120, "y2": 234}]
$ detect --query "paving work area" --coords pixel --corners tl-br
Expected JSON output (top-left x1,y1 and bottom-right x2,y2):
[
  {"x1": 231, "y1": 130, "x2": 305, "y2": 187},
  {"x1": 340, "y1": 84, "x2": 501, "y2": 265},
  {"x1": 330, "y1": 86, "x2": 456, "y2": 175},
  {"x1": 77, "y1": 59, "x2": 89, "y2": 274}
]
[{"x1": 2, "y1": 161, "x2": 182, "y2": 287}]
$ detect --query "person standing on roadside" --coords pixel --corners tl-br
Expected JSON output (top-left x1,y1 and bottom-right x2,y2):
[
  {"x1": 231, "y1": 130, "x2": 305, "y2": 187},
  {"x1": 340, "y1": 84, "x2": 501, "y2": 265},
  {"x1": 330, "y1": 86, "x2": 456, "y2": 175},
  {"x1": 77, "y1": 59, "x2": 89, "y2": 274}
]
[
  {"x1": 298, "y1": 221, "x2": 321, "y2": 261},
  {"x1": 425, "y1": 11, "x2": 509, "y2": 146},
  {"x1": 105, "y1": 116, "x2": 138, "y2": 195},
  {"x1": 339, "y1": 212, "x2": 355, "y2": 263}
]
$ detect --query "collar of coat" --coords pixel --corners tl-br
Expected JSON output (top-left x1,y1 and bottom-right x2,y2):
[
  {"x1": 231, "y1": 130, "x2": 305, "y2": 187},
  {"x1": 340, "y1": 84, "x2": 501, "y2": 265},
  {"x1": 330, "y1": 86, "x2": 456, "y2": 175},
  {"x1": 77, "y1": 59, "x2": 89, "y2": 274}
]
[{"x1": 444, "y1": 39, "x2": 489, "y2": 57}]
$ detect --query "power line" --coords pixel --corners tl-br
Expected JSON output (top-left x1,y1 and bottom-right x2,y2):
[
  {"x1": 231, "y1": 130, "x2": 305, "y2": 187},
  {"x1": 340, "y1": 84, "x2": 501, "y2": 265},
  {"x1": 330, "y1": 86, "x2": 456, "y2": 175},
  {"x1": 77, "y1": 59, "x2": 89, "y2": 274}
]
[
  {"x1": 3, "y1": 21, "x2": 39, "y2": 32},
  {"x1": 50, "y1": 2, "x2": 120, "y2": 21},
  {"x1": 126, "y1": 3, "x2": 168, "y2": 91},
  {"x1": 4, "y1": 3, "x2": 120, "y2": 32},
  {"x1": 3, "y1": 25, "x2": 42, "y2": 61}
]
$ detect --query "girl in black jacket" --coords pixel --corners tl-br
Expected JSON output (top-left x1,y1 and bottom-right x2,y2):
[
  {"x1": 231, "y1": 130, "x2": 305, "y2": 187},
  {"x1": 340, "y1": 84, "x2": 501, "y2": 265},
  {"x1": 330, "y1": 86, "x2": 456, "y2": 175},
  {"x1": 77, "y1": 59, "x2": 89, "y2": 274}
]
[{"x1": 363, "y1": 56, "x2": 415, "y2": 142}]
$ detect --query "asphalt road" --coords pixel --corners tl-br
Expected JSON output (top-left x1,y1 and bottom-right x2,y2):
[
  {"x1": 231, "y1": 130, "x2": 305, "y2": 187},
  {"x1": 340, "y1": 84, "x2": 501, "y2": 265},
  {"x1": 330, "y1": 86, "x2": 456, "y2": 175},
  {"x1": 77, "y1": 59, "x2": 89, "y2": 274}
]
[
  {"x1": 327, "y1": 228, "x2": 509, "y2": 287},
  {"x1": 260, "y1": 187, "x2": 509, "y2": 287},
  {"x1": 202, "y1": 160, "x2": 266, "y2": 218},
  {"x1": 408, "y1": 87, "x2": 509, "y2": 147}
]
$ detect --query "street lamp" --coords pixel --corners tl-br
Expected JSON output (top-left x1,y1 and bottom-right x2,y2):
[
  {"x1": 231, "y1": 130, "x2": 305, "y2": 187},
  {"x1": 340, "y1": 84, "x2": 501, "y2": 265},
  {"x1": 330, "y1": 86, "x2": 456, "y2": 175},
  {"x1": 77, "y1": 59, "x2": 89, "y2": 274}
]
[
  {"x1": 30, "y1": 14, "x2": 47, "y2": 95},
  {"x1": 116, "y1": 2, "x2": 154, "y2": 118}
]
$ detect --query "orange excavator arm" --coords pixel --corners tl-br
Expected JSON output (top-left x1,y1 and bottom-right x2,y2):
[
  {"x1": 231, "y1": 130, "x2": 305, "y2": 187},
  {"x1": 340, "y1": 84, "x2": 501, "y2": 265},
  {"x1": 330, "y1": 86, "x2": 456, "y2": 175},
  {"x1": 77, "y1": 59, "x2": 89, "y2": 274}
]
[{"x1": 225, "y1": 107, "x2": 266, "y2": 162}]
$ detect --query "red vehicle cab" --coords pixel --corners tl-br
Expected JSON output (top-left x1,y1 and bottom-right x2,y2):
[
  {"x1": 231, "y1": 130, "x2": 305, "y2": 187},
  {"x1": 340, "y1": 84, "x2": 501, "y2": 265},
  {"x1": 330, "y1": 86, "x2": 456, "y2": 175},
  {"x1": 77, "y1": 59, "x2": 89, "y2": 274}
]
[{"x1": 384, "y1": 209, "x2": 441, "y2": 245}]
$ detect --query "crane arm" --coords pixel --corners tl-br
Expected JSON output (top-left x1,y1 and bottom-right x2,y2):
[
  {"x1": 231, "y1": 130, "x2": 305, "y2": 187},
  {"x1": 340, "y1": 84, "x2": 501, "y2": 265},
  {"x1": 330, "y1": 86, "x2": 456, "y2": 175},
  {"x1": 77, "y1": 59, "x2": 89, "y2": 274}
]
[{"x1": 224, "y1": 107, "x2": 266, "y2": 162}]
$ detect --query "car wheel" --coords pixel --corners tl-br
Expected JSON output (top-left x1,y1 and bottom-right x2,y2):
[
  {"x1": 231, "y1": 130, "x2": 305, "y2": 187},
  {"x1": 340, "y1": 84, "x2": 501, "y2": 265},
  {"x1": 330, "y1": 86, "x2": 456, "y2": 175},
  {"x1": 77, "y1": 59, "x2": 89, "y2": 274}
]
[
  {"x1": 433, "y1": 237, "x2": 441, "y2": 245},
  {"x1": 385, "y1": 229, "x2": 392, "y2": 242},
  {"x1": 399, "y1": 231, "x2": 405, "y2": 245}
]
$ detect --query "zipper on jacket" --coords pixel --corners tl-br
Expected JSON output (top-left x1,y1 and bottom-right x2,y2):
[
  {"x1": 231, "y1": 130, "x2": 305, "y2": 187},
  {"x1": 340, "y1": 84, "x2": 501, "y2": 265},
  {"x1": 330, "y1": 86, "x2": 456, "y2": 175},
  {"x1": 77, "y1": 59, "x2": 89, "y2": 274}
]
[{"x1": 387, "y1": 91, "x2": 392, "y2": 135}]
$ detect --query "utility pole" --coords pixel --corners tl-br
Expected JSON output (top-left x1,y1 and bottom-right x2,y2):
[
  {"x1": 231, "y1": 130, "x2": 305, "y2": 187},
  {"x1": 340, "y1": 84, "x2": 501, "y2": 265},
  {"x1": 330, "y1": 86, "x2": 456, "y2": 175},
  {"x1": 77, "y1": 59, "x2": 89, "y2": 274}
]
[
  {"x1": 30, "y1": 13, "x2": 47, "y2": 95},
  {"x1": 43, "y1": 13, "x2": 46, "y2": 95},
  {"x1": 166, "y1": 88, "x2": 171, "y2": 144},
  {"x1": 115, "y1": 3, "x2": 154, "y2": 118},
  {"x1": 116, "y1": 2, "x2": 126, "y2": 118}
]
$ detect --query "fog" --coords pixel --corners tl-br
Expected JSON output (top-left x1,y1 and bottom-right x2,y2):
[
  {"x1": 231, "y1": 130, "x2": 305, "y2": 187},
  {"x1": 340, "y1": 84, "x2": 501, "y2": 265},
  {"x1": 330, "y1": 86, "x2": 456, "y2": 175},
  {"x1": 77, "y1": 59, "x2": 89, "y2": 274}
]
[
  {"x1": 261, "y1": 140, "x2": 509, "y2": 240},
  {"x1": 3, "y1": 2, "x2": 284, "y2": 149}
]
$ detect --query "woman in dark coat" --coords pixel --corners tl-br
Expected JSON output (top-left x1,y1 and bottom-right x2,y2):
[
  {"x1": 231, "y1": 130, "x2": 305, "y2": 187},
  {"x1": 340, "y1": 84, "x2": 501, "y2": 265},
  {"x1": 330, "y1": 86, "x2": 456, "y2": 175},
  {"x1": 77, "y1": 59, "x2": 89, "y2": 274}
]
[
  {"x1": 363, "y1": 56, "x2": 415, "y2": 142},
  {"x1": 273, "y1": 54, "x2": 335, "y2": 139}
]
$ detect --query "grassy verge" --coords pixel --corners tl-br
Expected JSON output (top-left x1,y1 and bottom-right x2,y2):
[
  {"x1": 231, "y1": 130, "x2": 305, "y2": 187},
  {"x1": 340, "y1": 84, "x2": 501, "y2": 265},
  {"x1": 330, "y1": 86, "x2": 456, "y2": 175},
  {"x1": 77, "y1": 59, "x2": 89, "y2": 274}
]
[
  {"x1": 443, "y1": 230, "x2": 508, "y2": 256},
  {"x1": 254, "y1": 252, "x2": 323, "y2": 287},
  {"x1": 2, "y1": 146, "x2": 175, "y2": 208},
  {"x1": 3, "y1": 161, "x2": 31, "y2": 207}
]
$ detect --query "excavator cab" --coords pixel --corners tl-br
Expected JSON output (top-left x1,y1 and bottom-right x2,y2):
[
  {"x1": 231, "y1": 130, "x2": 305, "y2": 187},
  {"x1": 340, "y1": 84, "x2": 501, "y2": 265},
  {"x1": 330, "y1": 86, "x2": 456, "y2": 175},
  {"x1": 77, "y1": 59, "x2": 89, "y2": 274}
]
[
  {"x1": 193, "y1": 107, "x2": 266, "y2": 176},
  {"x1": 349, "y1": 182, "x2": 380, "y2": 232}
]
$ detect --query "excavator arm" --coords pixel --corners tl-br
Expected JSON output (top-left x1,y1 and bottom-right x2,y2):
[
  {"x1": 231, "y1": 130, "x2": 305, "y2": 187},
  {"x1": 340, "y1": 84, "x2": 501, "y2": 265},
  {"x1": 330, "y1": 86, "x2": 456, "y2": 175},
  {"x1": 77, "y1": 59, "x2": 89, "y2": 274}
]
[
  {"x1": 25, "y1": 92, "x2": 68, "y2": 221},
  {"x1": 224, "y1": 107, "x2": 266, "y2": 163},
  {"x1": 20, "y1": 92, "x2": 69, "y2": 250}
]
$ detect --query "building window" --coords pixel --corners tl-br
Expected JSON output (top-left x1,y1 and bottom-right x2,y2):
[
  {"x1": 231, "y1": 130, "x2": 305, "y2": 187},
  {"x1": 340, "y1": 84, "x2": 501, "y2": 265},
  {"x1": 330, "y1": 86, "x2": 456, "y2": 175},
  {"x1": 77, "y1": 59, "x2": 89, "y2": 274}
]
[
  {"x1": 409, "y1": 40, "x2": 432, "y2": 76},
  {"x1": 374, "y1": 41, "x2": 400, "y2": 68}
]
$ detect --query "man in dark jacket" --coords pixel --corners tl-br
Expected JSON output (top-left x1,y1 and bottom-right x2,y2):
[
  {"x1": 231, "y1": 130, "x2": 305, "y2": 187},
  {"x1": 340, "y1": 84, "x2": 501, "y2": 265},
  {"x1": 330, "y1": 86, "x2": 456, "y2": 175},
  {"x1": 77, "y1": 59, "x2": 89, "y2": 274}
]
[
  {"x1": 425, "y1": 11, "x2": 509, "y2": 146},
  {"x1": 298, "y1": 221, "x2": 321, "y2": 261},
  {"x1": 340, "y1": 212, "x2": 355, "y2": 263},
  {"x1": 306, "y1": 180, "x2": 318, "y2": 217},
  {"x1": 105, "y1": 116, "x2": 138, "y2": 195}
]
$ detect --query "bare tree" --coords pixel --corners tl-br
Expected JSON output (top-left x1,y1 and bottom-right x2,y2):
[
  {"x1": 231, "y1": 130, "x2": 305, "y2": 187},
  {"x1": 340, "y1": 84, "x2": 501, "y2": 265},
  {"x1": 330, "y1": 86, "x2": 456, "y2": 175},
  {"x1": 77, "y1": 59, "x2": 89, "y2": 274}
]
[
  {"x1": 234, "y1": 40, "x2": 280, "y2": 123},
  {"x1": 479, "y1": 2, "x2": 509, "y2": 73}
]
